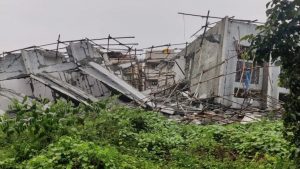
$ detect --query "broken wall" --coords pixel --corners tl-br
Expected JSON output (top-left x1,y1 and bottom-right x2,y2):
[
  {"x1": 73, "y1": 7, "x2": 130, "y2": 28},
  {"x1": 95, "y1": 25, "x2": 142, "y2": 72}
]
[
  {"x1": 145, "y1": 50, "x2": 176, "y2": 91},
  {"x1": 181, "y1": 19, "x2": 225, "y2": 98},
  {"x1": 219, "y1": 20, "x2": 261, "y2": 108},
  {"x1": 50, "y1": 71, "x2": 111, "y2": 98}
]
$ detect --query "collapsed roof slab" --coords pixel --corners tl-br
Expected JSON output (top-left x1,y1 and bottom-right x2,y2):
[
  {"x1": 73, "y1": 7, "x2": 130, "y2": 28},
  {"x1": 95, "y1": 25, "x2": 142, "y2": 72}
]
[
  {"x1": 30, "y1": 73, "x2": 97, "y2": 105},
  {"x1": 21, "y1": 50, "x2": 77, "y2": 74},
  {"x1": 0, "y1": 40, "x2": 174, "y2": 115},
  {"x1": 66, "y1": 41, "x2": 103, "y2": 65},
  {"x1": 79, "y1": 62, "x2": 174, "y2": 114},
  {"x1": 66, "y1": 41, "x2": 174, "y2": 114},
  {"x1": 0, "y1": 53, "x2": 27, "y2": 80},
  {"x1": 80, "y1": 62, "x2": 153, "y2": 107},
  {"x1": 0, "y1": 49, "x2": 77, "y2": 81}
]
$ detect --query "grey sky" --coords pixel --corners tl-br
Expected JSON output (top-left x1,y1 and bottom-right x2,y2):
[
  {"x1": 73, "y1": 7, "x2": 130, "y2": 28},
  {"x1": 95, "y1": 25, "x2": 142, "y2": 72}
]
[{"x1": 0, "y1": 0, "x2": 269, "y2": 53}]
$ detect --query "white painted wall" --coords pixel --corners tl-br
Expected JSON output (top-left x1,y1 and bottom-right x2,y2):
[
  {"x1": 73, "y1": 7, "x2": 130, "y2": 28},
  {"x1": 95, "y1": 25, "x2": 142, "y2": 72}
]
[{"x1": 180, "y1": 18, "x2": 288, "y2": 109}]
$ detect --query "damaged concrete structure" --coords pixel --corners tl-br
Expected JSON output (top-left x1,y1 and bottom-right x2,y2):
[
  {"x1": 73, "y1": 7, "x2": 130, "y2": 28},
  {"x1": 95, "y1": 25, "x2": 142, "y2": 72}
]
[
  {"x1": 143, "y1": 48, "x2": 186, "y2": 95},
  {"x1": 0, "y1": 18, "x2": 288, "y2": 124},
  {"x1": 177, "y1": 17, "x2": 288, "y2": 109},
  {"x1": 104, "y1": 51, "x2": 142, "y2": 90},
  {"x1": 144, "y1": 49, "x2": 176, "y2": 91},
  {"x1": 0, "y1": 39, "x2": 174, "y2": 115}
]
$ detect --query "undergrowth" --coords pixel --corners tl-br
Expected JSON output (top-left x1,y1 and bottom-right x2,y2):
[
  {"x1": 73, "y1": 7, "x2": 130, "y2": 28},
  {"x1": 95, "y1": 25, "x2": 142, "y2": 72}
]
[{"x1": 0, "y1": 97, "x2": 296, "y2": 168}]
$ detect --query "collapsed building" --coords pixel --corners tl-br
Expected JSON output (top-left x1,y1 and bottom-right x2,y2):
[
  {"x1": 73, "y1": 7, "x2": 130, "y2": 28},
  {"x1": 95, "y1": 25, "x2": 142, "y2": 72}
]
[
  {"x1": 140, "y1": 16, "x2": 287, "y2": 124},
  {"x1": 0, "y1": 16, "x2": 288, "y2": 124},
  {"x1": 0, "y1": 38, "x2": 174, "y2": 115},
  {"x1": 144, "y1": 49, "x2": 176, "y2": 92},
  {"x1": 174, "y1": 17, "x2": 288, "y2": 110}
]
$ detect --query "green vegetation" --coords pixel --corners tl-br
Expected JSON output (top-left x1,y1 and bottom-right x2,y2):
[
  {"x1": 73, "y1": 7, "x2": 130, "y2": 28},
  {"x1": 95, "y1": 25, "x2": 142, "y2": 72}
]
[
  {"x1": 245, "y1": 0, "x2": 300, "y2": 165},
  {"x1": 0, "y1": 98, "x2": 296, "y2": 168}
]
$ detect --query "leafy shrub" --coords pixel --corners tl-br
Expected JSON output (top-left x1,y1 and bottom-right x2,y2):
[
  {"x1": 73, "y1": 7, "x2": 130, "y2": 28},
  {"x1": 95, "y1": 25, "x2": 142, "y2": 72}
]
[
  {"x1": 217, "y1": 121, "x2": 294, "y2": 158},
  {"x1": 23, "y1": 136, "x2": 115, "y2": 168},
  {"x1": 0, "y1": 98, "x2": 297, "y2": 168}
]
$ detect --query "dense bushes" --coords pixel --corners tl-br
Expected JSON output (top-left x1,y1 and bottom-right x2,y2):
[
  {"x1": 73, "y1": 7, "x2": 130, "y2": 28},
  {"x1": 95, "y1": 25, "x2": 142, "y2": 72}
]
[
  {"x1": 0, "y1": 98, "x2": 296, "y2": 168},
  {"x1": 245, "y1": 0, "x2": 300, "y2": 165}
]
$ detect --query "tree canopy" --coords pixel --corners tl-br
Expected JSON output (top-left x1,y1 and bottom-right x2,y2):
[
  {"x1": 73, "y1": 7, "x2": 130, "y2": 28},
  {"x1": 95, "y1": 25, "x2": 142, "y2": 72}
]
[{"x1": 247, "y1": 0, "x2": 300, "y2": 164}]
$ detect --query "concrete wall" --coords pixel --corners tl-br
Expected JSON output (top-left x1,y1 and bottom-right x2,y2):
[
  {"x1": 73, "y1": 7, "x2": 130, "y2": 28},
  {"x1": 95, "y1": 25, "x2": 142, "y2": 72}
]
[
  {"x1": 179, "y1": 18, "x2": 289, "y2": 109},
  {"x1": 267, "y1": 63, "x2": 289, "y2": 108},
  {"x1": 0, "y1": 79, "x2": 33, "y2": 112},
  {"x1": 220, "y1": 20, "x2": 262, "y2": 107},
  {"x1": 0, "y1": 78, "x2": 54, "y2": 111},
  {"x1": 180, "y1": 19, "x2": 225, "y2": 98},
  {"x1": 0, "y1": 79, "x2": 33, "y2": 96},
  {"x1": 0, "y1": 78, "x2": 54, "y2": 100},
  {"x1": 144, "y1": 50, "x2": 176, "y2": 91},
  {"x1": 52, "y1": 72, "x2": 111, "y2": 98},
  {"x1": 0, "y1": 44, "x2": 111, "y2": 112},
  {"x1": 184, "y1": 18, "x2": 289, "y2": 109},
  {"x1": 172, "y1": 55, "x2": 186, "y2": 83}
]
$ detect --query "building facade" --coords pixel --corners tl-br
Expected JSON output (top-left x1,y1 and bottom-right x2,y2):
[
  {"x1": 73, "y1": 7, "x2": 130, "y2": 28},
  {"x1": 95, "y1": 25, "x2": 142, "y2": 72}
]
[
  {"x1": 144, "y1": 49, "x2": 177, "y2": 91},
  {"x1": 178, "y1": 17, "x2": 288, "y2": 109}
]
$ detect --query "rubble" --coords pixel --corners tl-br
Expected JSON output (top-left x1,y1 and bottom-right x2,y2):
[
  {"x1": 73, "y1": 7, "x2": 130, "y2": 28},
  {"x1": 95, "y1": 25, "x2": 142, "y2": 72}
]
[
  {"x1": 240, "y1": 113, "x2": 262, "y2": 124},
  {"x1": 0, "y1": 32, "x2": 284, "y2": 125},
  {"x1": 0, "y1": 37, "x2": 176, "y2": 114}
]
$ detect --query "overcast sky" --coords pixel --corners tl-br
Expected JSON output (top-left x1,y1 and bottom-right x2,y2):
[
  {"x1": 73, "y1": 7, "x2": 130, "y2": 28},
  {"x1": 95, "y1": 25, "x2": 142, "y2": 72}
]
[{"x1": 0, "y1": 0, "x2": 269, "y2": 53}]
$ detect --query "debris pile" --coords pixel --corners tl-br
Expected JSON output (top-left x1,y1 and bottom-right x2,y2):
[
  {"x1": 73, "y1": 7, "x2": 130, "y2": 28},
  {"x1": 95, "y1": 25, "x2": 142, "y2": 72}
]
[{"x1": 0, "y1": 29, "x2": 285, "y2": 125}]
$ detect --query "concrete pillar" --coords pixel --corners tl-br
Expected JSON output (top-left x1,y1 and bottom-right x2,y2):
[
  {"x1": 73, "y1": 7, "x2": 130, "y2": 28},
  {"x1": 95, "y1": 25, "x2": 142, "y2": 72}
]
[
  {"x1": 267, "y1": 62, "x2": 280, "y2": 109},
  {"x1": 217, "y1": 17, "x2": 229, "y2": 105}
]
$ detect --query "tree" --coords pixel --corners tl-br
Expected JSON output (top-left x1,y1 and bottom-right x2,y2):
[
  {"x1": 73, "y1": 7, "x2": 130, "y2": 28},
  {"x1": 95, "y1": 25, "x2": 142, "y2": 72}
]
[{"x1": 247, "y1": 0, "x2": 300, "y2": 163}]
